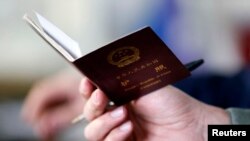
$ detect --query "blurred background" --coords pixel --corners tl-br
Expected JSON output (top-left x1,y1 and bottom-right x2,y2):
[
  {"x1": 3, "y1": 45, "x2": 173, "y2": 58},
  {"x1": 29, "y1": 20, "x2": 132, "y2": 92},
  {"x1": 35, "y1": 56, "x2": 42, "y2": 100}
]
[{"x1": 1, "y1": 0, "x2": 250, "y2": 140}]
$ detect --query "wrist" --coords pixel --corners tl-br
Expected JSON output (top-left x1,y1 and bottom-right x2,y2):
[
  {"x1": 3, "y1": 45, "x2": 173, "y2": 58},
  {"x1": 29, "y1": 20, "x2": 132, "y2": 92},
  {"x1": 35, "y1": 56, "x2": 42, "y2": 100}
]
[
  {"x1": 200, "y1": 104, "x2": 230, "y2": 140},
  {"x1": 204, "y1": 105, "x2": 230, "y2": 124}
]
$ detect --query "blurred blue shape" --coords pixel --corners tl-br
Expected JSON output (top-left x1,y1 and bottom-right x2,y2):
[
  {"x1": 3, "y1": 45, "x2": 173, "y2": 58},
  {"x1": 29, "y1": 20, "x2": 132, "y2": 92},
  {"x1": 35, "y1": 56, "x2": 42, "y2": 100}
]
[
  {"x1": 150, "y1": 0, "x2": 178, "y2": 45},
  {"x1": 175, "y1": 67, "x2": 250, "y2": 108}
]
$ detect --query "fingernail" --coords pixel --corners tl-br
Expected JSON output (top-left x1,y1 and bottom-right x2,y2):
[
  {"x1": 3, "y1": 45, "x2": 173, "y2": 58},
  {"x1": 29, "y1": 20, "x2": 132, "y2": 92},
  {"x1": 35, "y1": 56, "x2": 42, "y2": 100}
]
[
  {"x1": 119, "y1": 121, "x2": 132, "y2": 131},
  {"x1": 110, "y1": 107, "x2": 124, "y2": 118}
]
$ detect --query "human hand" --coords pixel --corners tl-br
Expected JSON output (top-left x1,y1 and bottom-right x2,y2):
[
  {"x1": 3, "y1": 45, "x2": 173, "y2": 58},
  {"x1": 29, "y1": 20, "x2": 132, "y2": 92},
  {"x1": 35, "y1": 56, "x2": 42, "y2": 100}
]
[
  {"x1": 81, "y1": 79, "x2": 230, "y2": 141},
  {"x1": 21, "y1": 71, "x2": 84, "y2": 139}
]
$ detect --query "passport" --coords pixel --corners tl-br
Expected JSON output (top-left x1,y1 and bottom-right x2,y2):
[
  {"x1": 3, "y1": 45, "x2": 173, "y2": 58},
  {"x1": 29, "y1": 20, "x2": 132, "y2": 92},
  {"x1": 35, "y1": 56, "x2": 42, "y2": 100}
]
[{"x1": 23, "y1": 12, "x2": 190, "y2": 105}]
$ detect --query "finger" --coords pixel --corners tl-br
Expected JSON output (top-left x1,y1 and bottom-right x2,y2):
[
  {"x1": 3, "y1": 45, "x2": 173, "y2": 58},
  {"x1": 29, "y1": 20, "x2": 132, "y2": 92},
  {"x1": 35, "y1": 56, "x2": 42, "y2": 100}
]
[
  {"x1": 83, "y1": 89, "x2": 109, "y2": 121},
  {"x1": 79, "y1": 77, "x2": 95, "y2": 99},
  {"x1": 84, "y1": 106, "x2": 127, "y2": 141},
  {"x1": 22, "y1": 80, "x2": 80, "y2": 124},
  {"x1": 34, "y1": 103, "x2": 78, "y2": 138},
  {"x1": 21, "y1": 81, "x2": 57, "y2": 123},
  {"x1": 104, "y1": 121, "x2": 133, "y2": 141},
  {"x1": 21, "y1": 71, "x2": 81, "y2": 124}
]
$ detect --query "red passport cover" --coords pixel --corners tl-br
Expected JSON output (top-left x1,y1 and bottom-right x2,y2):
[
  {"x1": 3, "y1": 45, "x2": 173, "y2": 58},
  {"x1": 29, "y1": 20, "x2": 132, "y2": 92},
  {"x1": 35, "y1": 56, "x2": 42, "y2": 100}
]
[{"x1": 73, "y1": 27, "x2": 190, "y2": 105}]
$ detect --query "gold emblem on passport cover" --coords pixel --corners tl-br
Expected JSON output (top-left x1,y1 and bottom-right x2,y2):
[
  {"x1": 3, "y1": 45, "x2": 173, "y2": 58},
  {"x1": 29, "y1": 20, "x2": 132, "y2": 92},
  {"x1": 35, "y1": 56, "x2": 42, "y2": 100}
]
[{"x1": 107, "y1": 46, "x2": 140, "y2": 68}]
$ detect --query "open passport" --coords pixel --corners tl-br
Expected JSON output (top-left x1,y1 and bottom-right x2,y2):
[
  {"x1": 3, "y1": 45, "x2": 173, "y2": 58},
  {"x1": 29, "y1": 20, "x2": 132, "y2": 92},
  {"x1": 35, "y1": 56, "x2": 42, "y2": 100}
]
[{"x1": 23, "y1": 12, "x2": 190, "y2": 105}]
